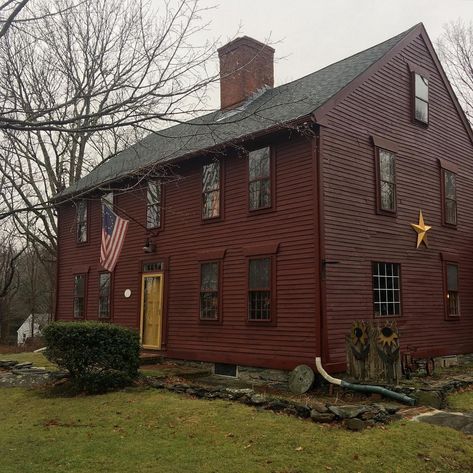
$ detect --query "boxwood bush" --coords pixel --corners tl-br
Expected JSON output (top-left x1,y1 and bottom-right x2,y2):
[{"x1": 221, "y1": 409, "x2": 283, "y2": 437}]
[{"x1": 43, "y1": 322, "x2": 140, "y2": 393}]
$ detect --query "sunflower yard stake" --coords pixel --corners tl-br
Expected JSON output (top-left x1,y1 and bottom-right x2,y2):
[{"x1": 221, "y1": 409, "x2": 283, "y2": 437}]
[{"x1": 346, "y1": 321, "x2": 402, "y2": 384}]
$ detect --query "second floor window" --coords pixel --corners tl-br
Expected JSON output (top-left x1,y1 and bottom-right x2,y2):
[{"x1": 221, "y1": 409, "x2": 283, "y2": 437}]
[
  {"x1": 202, "y1": 162, "x2": 220, "y2": 219},
  {"x1": 442, "y1": 169, "x2": 457, "y2": 226},
  {"x1": 413, "y1": 73, "x2": 429, "y2": 124},
  {"x1": 147, "y1": 181, "x2": 161, "y2": 229},
  {"x1": 99, "y1": 272, "x2": 111, "y2": 319},
  {"x1": 76, "y1": 200, "x2": 88, "y2": 243},
  {"x1": 249, "y1": 147, "x2": 271, "y2": 210},
  {"x1": 73, "y1": 274, "x2": 86, "y2": 318},
  {"x1": 377, "y1": 148, "x2": 396, "y2": 213}
]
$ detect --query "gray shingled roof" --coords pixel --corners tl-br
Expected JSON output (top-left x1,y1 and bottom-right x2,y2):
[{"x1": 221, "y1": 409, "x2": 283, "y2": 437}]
[{"x1": 56, "y1": 26, "x2": 415, "y2": 200}]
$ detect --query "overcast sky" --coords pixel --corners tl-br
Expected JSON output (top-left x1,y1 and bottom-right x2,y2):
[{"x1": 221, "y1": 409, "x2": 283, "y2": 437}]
[{"x1": 156, "y1": 0, "x2": 473, "y2": 107}]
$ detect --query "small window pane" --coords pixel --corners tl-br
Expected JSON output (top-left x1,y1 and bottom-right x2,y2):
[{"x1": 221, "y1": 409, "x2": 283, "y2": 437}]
[
  {"x1": 447, "y1": 264, "x2": 458, "y2": 291},
  {"x1": 201, "y1": 263, "x2": 218, "y2": 291},
  {"x1": 147, "y1": 181, "x2": 161, "y2": 228},
  {"x1": 249, "y1": 258, "x2": 270, "y2": 289},
  {"x1": 200, "y1": 262, "x2": 219, "y2": 320},
  {"x1": 249, "y1": 148, "x2": 270, "y2": 180},
  {"x1": 76, "y1": 201, "x2": 87, "y2": 243},
  {"x1": 99, "y1": 272, "x2": 111, "y2": 319},
  {"x1": 202, "y1": 163, "x2": 220, "y2": 192},
  {"x1": 379, "y1": 150, "x2": 395, "y2": 183},
  {"x1": 380, "y1": 182, "x2": 395, "y2": 211},
  {"x1": 249, "y1": 179, "x2": 271, "y2": 210},
  {"x1": 202, "y1": 162, "x2": 220, "y2": 219},
  {"x1": 415, "y1": 74, "x2": 429, "y2": 101},
  {"x1": 202, "y1": 190, "x2": 220, "y2": 219},
  {"x1": 248, "y1": 291, "x2": 271, "y2": 320},
  {"x1": 444, "y1": 171, "x2": 456, "y2": 199},
  {"x1": 73, "y1": 274, "x2": 86, "y2": 318},
  {"x1": 415, "y1": 99, "x2": 428, "y2": 123}
]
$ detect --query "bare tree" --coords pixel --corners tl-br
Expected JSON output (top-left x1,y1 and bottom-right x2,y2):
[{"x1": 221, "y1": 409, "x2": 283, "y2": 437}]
[
  {"x1": 0, "y1": 0, "x2": 219, "y2": 257},
  {"x1": 437, "y1": 20, "x2": 473, "y2": 123},
  {"x1": 0, "y1": 0, "x2": 30, "y2": 39},
  {"x1": 0, "y1": 232, "x2": 25, "y2": 342}
]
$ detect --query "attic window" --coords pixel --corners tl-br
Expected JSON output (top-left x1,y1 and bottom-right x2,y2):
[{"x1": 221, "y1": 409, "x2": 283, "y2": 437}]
[{"x1": 413, "y1": 73, "x2": 429, "y2": 124}]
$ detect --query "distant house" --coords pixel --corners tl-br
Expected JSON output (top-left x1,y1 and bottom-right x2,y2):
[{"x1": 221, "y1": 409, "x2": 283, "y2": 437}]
[
  {"x1": 53, "y1": 23, "x2": 473, "y2": 376},
  {"x1": 17, "y1": 314, "x2": 50, "y2": 345}
]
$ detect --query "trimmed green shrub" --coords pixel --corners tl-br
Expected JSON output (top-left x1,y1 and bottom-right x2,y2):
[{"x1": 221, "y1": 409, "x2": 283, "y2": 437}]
[{"x1": 43, "y1": 322, "x2": 140, "y2": 393}]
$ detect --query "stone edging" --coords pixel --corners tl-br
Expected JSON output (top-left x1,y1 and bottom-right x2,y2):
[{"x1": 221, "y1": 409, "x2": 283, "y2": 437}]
[{"x1": 146, "y1": 378, "x2": 402, "y2": 431}]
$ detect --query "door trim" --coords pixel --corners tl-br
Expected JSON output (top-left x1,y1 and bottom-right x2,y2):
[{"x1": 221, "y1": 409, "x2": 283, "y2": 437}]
[{"x1": 140, "y1": 272, "x2": 164, "y2": 350}]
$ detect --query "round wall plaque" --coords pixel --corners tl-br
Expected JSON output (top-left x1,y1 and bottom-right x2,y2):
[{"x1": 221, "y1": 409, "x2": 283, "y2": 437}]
[{"x1": 124, "y1": 289, "x2": 132, "y2": 298}]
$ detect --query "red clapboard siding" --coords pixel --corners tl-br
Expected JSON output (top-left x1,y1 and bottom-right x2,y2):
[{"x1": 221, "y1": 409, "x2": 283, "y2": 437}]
[
  {"x1": 56, "y1": 135, "x2": 321, "y2": 370},
  {"x1": 320, "y1": 32, "x2": 473, "y2": 365}
]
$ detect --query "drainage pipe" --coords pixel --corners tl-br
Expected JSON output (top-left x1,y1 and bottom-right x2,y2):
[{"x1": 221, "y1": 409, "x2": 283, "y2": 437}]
[{"x1": 315, "y1": 357, "x2": 416, "y2": 406}]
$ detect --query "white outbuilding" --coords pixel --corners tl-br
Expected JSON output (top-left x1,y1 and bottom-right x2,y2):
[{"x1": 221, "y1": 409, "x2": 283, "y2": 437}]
[{"x1": 17, "y1": 313, "x2": 50, "y2": 345}]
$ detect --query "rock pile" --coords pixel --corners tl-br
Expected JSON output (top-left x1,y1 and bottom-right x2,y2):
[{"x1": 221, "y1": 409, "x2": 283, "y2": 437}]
[
  {"x1": 147, "y1": 379, "x2": 401, "y2": 430},
  {"x1": 0, "y1": 360, "x2": 66, "y2": 387}
]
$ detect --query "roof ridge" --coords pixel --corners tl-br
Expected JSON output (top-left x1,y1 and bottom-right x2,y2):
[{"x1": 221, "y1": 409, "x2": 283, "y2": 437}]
[{"x1": 273, "y1": 23, "x2": 421, "y2": 91}]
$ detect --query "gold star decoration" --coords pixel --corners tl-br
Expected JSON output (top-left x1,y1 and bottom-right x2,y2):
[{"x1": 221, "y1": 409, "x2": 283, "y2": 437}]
[{"x1": 410, "y1": 210, "x2": 431, "y2": 248}]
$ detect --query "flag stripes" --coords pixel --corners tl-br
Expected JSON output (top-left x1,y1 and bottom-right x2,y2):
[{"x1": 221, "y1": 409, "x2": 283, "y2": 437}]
[{"x1": 100, "y1": 204, "x2": 129, "y2": 272}]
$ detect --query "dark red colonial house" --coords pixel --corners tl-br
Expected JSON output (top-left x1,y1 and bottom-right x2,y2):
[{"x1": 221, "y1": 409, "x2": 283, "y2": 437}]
[{"x1": 54, "y1": 23, "x2": 473, "y2": 375}]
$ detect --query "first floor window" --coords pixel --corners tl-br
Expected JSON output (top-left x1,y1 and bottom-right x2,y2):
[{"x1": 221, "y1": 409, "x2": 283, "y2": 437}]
[
  {"x1": 372, "y1": 262, "x2": 401, "y2": 316},
  {"x1": 200, "y1": 262, "x2": 219, "y2": 320},
  {"x1": 248, "y1": 147, "x2": 271, "y2": 210},
  {"x1": 446, "y1": 263, "x2": 459, "y2": 317},
  {"x1": 76, "y1": 200, "x2": 88, "y2": 243},
  {"x1": 147, "y1": 181, "x2": 162, "y2": 229},
  {"x1": 99, "y1": 272, "x2": 111, "y2": 318},
  {"x1": 73, "y1": 274, "x2": 86, "y2": 318},
  {"x1": 248, "y1": 257, "x2": 271, "y2": 321}
]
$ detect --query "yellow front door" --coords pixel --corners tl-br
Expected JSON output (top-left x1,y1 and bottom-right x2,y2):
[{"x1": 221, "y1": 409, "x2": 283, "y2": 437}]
[{"x1": 140, "y1": 273, "x2": 163, "y2": 349}]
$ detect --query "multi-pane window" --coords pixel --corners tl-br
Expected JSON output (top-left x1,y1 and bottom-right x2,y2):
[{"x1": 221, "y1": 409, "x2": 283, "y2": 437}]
[
  {"x1": 443, "y1": 169, "x2": 457, "y2": 226},
  {"x1": 147, "y1": 181, "x2": 161, "y2": 229},
  {"x1": 200, "y1": 262, "x2": 219, "y2": 320},
  {"x1": 73, "y1": 274, "x2": 86, "y2": 318},
  {"x1": 202, "y1": 162, "x2": 220, "y2": 219},
  {"x1": 446, "y1": 263, "x2": 459, "y2": 317},
  {"x1": 248, "y1": 257, "x2": 271, "y2": 321},
  {"x1": 249, "y1": 147, "x2": 271, "y2": 210},
  {"x1": 414, "y1": 73, "x2": 429, "y2": 124},
  {"x1": 98, "y1": 272, "x2": 111, "y2": 319},
  {"x1": 372, "y1": 262, "x2": 401, "y2": 317},
  {"x1": 377, "y1": 148, "x2": 396, "y2": 212},
  {"x1": 76, "y1": 200, "x2": 88, "y2": 243}
]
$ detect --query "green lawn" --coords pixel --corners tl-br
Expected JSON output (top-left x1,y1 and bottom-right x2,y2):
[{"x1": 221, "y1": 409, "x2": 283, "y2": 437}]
[
  {"x1": 0, "y1": 351, "x2": 57, "y2": 370},
  {"x1": 1, "y1": 387, "x2": 473, "y2": 473},
  {"x1": 448, "y1": 387, "x2": 473, "y2": 412}
]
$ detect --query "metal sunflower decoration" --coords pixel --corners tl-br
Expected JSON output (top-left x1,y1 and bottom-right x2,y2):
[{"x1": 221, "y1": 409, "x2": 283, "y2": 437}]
[
  {"x1": 377, "y1": 322, "x2": 399, "y2": 348},
  {"x1": 351, "y1": 321, "x2": 368, "y2": 346}
]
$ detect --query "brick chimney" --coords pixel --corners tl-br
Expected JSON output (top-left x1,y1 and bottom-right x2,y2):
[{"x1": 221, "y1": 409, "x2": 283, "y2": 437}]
[{"x1": 218, "y1": 36, "x2": 275, "y2": 110}]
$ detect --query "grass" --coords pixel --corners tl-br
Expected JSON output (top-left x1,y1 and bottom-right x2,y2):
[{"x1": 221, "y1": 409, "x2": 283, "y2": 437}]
[
  {"x1": 0, "y1": 351, "x2": 58, "y2": 370},
  {"x1": 448, "y1": 387, "x2": 473, "y2": 412},
  {"x1": 1, "y1": 387, "x2": 473, "y2": 473}
]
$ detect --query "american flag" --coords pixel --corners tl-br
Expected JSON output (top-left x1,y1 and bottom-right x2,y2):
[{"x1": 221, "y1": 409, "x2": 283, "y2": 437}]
[{"x1": 100, "y1": 204, "x2": 129, "y2": 272}]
